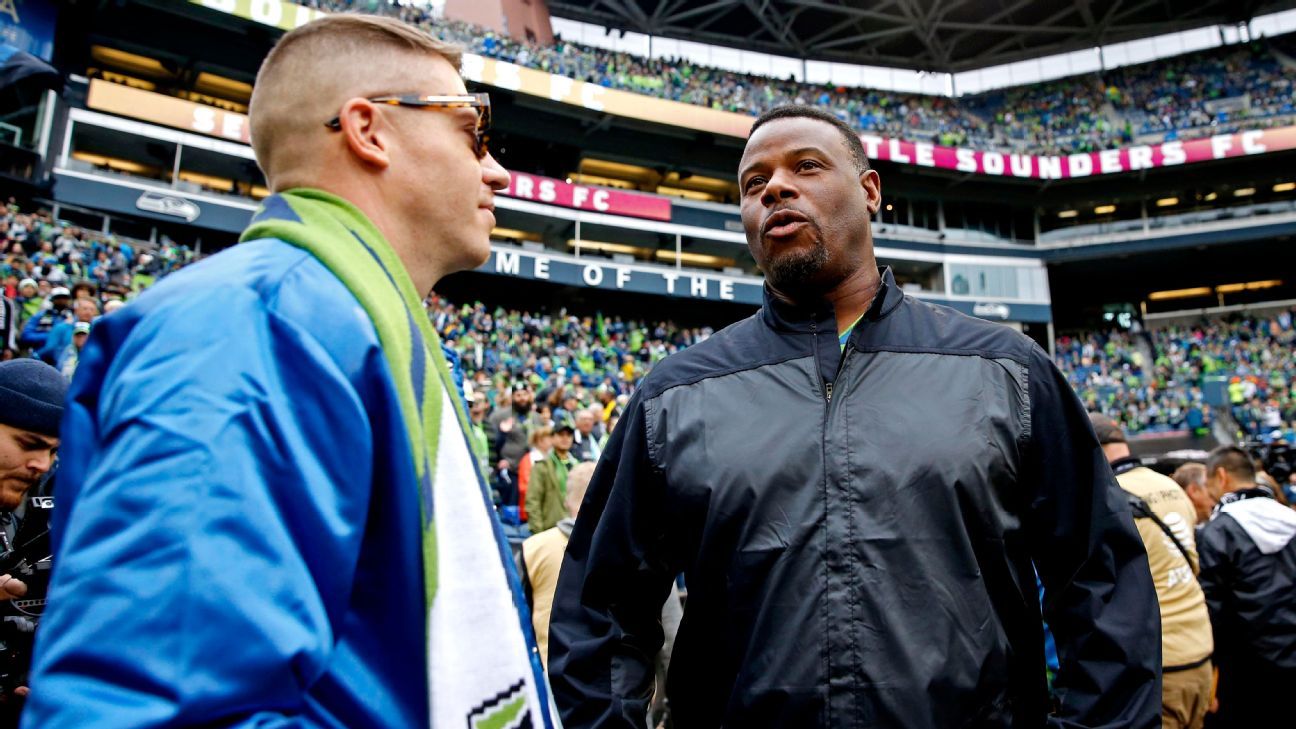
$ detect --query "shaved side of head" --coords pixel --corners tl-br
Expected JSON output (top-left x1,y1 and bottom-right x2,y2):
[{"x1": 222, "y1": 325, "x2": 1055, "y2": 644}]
[{"x1": 249, "y1": 14, "x2": 463, "y2": 188}]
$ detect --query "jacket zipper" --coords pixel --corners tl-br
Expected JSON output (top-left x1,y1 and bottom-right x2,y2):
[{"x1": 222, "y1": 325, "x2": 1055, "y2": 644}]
[
  {"x1": 812, "y1": 323, "x2": 853, "y2": 403},
  {"x1": 810, "y1": 322, "x2": 829, "y2": 402}
]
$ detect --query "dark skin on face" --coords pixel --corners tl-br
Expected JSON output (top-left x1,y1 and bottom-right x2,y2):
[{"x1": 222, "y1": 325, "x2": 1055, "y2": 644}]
[{"x1": 739, "y1": 117, "x2": 884, "y2": 333}]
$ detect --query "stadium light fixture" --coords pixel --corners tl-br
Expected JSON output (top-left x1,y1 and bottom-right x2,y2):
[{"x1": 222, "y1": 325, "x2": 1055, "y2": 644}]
[
  {"x1": 1215, "y1": 279, "x2": 1283, "y2": 293},
  {"x1": 654, "y1": 250, "x2": 736, "y2": 268},
  {"x1": 885, "y1": 204, "x2": 894, "y2": 211},
  {"x1": 1274, "y1": 182, "x2": 1296, "y2": 192},
  {"x1": 1057, "y1": 210, "x2": 1078, "y2": 218},
  {"x1": 1203, "y1": 192, "x2": 1218, "y2": 201},
  {"x1": 1155, "y1": 197, "x2": 1178, "y2": 207},
  {"x1": 1233, "y1": 187, "x2": 1256, "y2": 197},
  {"x1": 1148, "y1": 287, "x2": 1213, "y2": 301},
  {"x1": 566, "y1": 239, "x2": 641, "y2": 256},
  {"x1": 1093, "y1": 205, "x2": 1116, "y2": 215}
]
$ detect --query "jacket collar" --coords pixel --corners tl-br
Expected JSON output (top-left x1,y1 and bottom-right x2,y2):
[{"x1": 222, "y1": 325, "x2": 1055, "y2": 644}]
[{"x1": 760, "y1": 266, "x2": 903, "y2": 334}]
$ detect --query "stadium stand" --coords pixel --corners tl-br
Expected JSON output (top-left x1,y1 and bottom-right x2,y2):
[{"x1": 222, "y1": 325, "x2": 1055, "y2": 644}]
[
  {"x1": 290, "y1": 0, "x2": 1296, "y2": 156},
  {"x1": 5, "y1": 192, "x2": 1289, "y2": 447}
]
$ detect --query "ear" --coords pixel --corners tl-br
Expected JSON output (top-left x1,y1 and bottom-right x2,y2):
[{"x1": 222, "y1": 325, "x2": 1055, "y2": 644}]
[
  {"x1": 860, "y1": 169, "x2": 882, "y2": 215},
  {"x1": 336, "y1": 98, "x2": 392, "y2": 170}
]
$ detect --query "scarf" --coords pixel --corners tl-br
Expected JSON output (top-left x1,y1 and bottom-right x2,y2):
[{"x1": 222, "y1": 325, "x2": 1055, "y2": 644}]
[{"x1": 242, "y1": 189, "x2": 556, "y2": 729}]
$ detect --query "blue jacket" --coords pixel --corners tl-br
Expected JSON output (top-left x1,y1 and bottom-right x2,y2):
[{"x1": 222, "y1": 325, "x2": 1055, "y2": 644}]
[
  {"x1": 25, "y1": 240, "x2": 430, "y2": 727},
  {"x1": 36, "y1": 318, "x2": 76, "y2": 365}
]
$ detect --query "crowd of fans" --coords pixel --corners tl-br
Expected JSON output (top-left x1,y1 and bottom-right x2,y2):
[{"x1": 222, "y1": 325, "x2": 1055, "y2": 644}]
[
  {"x1": 1, "y1": 203, "x2": 196, "y2": 376},
  {"x1": 5, "y1": 196, "x2": 1289, "y2": 453},
  {"x1": 1054, "y1": 329, "x2": 1215, "y2": 437},
  {"x1": 1055, "y1": 310, "x2": 1296, "y2": 443},
  {"x1": 297, "y1": 1, "x2": 1296, "y2": 156},
  {"x1": 1151, "y1": 310, "x2": 1296, "y2": 443}
]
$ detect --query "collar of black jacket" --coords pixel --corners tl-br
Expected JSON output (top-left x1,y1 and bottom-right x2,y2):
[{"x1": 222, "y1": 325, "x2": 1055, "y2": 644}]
[
  {"x1": 760, "y1": 266, "x2": 904, "y2": 333},
  {"x1": 1110, "y1": 455, "x2": 1143, "y2": 476}
]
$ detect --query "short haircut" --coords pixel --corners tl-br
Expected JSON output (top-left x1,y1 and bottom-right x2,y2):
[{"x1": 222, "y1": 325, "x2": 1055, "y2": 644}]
[
  {"x1": 565, "y1": 461, "x2": 597, "y2": 515},
  {"x1": 1206, "y1": 445, "x2": 1256, "y2": 483},
  {"x1": 249, "y1": 14, "x2": 463, "y2": 183},
  {"x1": 528, "y1": 425, "x2": 553, "y2": 446},
  {"x1": 749, "y1": 105, "x2": 870, "y2": 174},
  {"x1": 1172, "y1": 462, "x2": 1207, "y2": 490}
]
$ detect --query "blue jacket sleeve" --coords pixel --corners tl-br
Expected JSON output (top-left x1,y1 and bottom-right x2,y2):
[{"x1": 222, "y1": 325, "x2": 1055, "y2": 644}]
[
  {"x1": 24, "y1": 287, "x2": 375, "y2": 728},
  {"x1": 36, "y1": 321, "x2": 71, "y2": 365},
  {"x1": 1023, "y1": 347, "x2": 1161, "y2": 729},
  {"x1": 20, "y1": 312, "x2": 49, "y2": 348}
]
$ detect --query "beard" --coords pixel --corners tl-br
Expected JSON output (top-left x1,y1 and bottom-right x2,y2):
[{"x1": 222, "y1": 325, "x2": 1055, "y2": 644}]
[{"x1": 763, "y1": 233, "x2": 831, "y2": 294}]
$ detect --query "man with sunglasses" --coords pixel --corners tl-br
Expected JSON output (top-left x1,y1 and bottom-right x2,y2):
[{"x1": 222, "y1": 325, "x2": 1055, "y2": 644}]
[{"x1": 25, "y1": 15, "x2": 556, "y2": 729}]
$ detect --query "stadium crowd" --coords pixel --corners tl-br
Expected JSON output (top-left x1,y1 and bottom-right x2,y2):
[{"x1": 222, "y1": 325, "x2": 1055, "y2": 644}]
[
  {"x1": 297, "y1": 0, "x2": 1296, "y2": 156},
  {"x1": 1055, "y1": 310, "x2": 1296, "y2": 444},
  {"x1": 1151, "y1": 310, "x2": 1296, "y2": 443},
  {"x1": 3, "y1": 196, "x2": 1290, "y2": 451},
  {"x1": 0, "y1": 203, "x2": 195, "y2": 376}
]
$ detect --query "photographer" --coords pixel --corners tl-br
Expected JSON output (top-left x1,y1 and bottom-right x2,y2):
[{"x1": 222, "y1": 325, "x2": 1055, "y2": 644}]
[{"x1": 0, "y1": 359, "x2": 65, "y2": 722}]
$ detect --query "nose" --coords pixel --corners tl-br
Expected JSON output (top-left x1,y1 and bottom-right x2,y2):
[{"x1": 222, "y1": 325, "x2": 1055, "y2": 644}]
[
  {"x1": 28, "y1": 451, "x2": 53, "y2": 476},
  {"x1": 761, "y1": 168, "x2": 799, "y2": 206},
  {"x1": 481, "y1": 152, "x2": 510, "y2": 192}
]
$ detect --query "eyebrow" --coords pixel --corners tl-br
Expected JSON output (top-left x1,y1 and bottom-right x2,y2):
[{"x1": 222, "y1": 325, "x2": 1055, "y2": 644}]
[
  {"x1": 20, "y1": 434, "x2": 58, "y2": 450},
  {"x1": 739, "y1": 146, "x2": 832, "y2": 180}
]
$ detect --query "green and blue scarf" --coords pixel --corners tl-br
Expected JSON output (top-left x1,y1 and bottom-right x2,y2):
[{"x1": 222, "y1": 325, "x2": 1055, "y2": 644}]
[{"x1": 243, "y1": 189, "x2": 556, "y2": 729}]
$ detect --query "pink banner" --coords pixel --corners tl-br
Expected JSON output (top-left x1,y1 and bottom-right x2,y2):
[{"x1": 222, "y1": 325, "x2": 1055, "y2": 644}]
[
  {"x1": 860, "y1": 126, "x2": 1296, "y2": 178},
  {"x1": 501, "y1": 171, "x2": 672, "y2": 221}
]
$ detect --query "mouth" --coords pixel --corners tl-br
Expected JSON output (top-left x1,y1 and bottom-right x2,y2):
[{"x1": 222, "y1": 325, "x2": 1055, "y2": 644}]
[{"x1": 762, "y1": 208, "x2": 811, "y2": 239}]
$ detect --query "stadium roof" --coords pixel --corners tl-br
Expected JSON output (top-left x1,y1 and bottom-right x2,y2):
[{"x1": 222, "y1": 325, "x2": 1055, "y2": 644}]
[{"x1": 547, "y1": 0, "x2": 1296, "y2": 72}]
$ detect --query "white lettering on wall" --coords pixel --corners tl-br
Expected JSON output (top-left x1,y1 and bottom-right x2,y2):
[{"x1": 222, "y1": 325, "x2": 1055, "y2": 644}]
[
  {"x1": 1067, "y1": 153, "x2": 1093, "y2": 177},
  {"x1": 719, "y1": 280, "x2": 735, "y2": 300},
  {"x1": 495, "y1": 250, "x2": 520, "y2": 275},
  {"x1": 1161, "y1": 141, "x2": 1186, "y2": 166},
  {"x1": 955, "y1": 148, "x2": 977, "y2": 172},
  {"x1": 1242, "y1": 130, "x2": 1266, "y2": 154},
  {"x1": 914, "y1": 143, "x2": 935, "y2": 167},
  {"x1": 1127, "y1": 146, "x2": 1154, "y2": 170},
  {"x1": 888, "y1": 139, "x2": 911, "y2": 164},
  {"x1": 1099, "y1": 149, "x2": 1122, "y2": 174},
  {"x1": 982, "y1": 152, "x2": 1004, "y2": 175},
  {"x1": 1210, "y1": 134, "x2": 1233, "y2": 159},
  {"x1": 549, "y1": 75, "x2": 574, "y2": 102}
]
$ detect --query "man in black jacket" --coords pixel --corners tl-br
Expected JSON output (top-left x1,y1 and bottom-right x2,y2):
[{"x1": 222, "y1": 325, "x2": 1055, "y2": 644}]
[
  {"x1": 548, "y1": 105, "x2": 1161, "y2": 729},
  {"x1": 1198, "y1": 445, "x2": 1296, "y2": 727}
]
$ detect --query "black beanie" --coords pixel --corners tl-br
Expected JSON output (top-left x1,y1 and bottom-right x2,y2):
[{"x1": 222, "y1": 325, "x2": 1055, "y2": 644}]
[{"x1": 0, "y1": 359, "x2": 68, "y2": 437}]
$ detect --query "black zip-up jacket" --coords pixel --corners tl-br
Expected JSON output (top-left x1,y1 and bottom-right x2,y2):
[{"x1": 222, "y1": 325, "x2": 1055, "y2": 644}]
[
  {"x1": 1197, "y1": 487, "x2": 1296, "y2": 671},
  {"x1": 549, "y1": 268, "x2": 1161, "y2": 729}
]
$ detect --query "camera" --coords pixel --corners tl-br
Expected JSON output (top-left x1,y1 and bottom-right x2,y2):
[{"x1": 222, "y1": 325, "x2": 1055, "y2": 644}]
[
  {"x1": 0, "y1": 475, "x2": 55, "y2": 720},
  {"x1": 1246, "y1": 440, "x2": 1294, "y2": 494}
]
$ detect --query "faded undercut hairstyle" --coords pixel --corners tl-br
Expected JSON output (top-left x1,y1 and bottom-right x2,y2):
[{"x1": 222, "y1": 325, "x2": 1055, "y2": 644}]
[
  {"x1": 748, "y1": 105, "x2": 871, "y2": 174},
  {"x1": 248, "y1": 14, "x2": 463, "y2": 182},
  {"x1": 1206, "y1": 445, "x2": 1256, "y2": 483}
]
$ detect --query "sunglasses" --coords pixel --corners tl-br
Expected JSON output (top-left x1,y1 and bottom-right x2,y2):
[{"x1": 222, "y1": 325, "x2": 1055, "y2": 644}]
[{"x1": 325, "y1": 92, "x2": 492, "y2": 159}]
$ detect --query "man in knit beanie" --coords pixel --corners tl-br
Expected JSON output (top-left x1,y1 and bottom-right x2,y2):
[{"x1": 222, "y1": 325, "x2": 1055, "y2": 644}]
[{"x1": 0, "y1": 358, "x2": 65, "y2": 601}]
